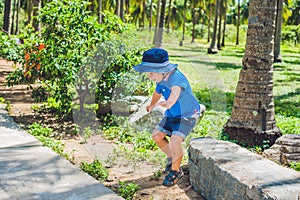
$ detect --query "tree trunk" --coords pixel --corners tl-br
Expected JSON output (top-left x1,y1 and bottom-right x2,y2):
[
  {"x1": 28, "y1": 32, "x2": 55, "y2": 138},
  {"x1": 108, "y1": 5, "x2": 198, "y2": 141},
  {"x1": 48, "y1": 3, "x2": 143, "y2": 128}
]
[
  {"x1": 27, "y1": 0, "x2": 32, "y2": 25},
  {"x1": 223, "y1": 0, "x2": 282, "y2": 147},
  {"x1": 98, "y1": 0, "x2": 102, "y2": 24},
  {"x1": 235, "y1": 0, "x2": 240, "y2": 45},
  {"x1": 217, "y1": 0, "x2": 222, "y2": 50},
  {"x1": 208, "y1": 0, "x2": 219, "y2": 54},
  {"x1": 191, "y1": 0, "x2": 198, "y2": 43},
  {"x1": 179, "y1": 0, "x2": 187, "y2": 46},
  {"x1": 221, "y1": 0, "x2": 227, "y2": 47},
  {"x1": 15, "y1": 0, "x2": 21, "y2": 34},
  {"x1": 166, "y1": 0, "x2": 172, "y2": 33},
  {"x1": 274, "y1": 0, "x2": 283, "y2": 63},
  {"x1": 120, "y1": 0, "x2": 124, "y2": 21},
  {"x1": 207, "y1": 2, "x2": 212, "y2": 43},
  {"x1": 149, "y1": 0, "x2": 153, "y2": 31},
  {"x1": 154, "y1": 0, "x2": 167, "y2": 47},
  {"x1": 10, "y1": 0, "x2": 16, "y2": 34},
  {"x1": 32, "y1": 0, "x2": 41, "y2": 32},
  {"x1": 153, "y1": 0, "x2": 161, "y2": 45},
  {"x1": 3, "y1": 0, "x2": 12, "y2": 35}
]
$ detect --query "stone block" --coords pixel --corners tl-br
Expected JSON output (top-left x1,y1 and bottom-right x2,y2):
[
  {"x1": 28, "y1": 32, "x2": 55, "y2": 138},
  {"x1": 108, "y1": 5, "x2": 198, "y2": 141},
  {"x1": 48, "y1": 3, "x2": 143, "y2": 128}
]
[{"x1": 189, "y1": 138, "x2": 300, "y2": 200}]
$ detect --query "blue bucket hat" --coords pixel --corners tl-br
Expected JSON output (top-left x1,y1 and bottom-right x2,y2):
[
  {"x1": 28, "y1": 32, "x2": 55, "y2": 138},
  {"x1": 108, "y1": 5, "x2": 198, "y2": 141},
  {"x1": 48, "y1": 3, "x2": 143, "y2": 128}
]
[{"x1": 133, "y1": 48, "x2": 178, "y2": 73}]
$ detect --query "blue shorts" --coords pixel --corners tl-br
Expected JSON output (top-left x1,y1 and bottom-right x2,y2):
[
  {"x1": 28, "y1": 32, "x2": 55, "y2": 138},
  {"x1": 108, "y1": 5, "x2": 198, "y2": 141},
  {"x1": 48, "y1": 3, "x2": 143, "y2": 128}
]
[{"x1": 155, "y1": 117, "x2": 196, "y2": 140}]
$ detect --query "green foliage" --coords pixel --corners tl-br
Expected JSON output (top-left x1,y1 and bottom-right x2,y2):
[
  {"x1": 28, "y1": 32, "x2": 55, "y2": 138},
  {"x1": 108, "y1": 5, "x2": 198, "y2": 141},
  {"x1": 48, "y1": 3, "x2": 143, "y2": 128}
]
[
  {"x1": 0, "y1": 32, "x2": 23, "y2": 62},
  {"x1": 80, "y1": 158, "x2": 109, "y2": 181},
  {"x1": 289, "y1": 162, "x2": 300, "y2": 172},
  {"x1": 37, "y1": 136, "x2": 67, "y2": 157},
  {"x1": 27, "y1": 122, "x2": 53, "y2": 137},
  {"x1": 281, "y1": 25, "x2": 300, "y2": 45},
  {"x1": 117, "y1": 181, "x2": 140, "y2": 200}
]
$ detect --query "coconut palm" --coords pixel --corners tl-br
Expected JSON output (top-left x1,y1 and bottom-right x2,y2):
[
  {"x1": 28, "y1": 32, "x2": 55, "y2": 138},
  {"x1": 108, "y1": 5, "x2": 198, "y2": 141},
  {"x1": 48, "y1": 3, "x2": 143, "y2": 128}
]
[
  {"x1": 224, "y1": 0, "x2": 282, "y2": 147},
  {"x1": 274, "y1": 0, "x2": 283, "y2": 63},
  {"x1": 3, "y1": 0, "x2": 12, "y2": 34},
  {"x1": 208, "y1": 0, "x2": 219, "y2": 54}
]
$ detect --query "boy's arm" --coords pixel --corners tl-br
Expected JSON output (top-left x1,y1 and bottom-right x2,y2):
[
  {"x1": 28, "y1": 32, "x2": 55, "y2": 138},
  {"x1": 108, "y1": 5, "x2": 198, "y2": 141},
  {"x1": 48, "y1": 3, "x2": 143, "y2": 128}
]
[
  {"x1": 146, "y1": 91, "x2": 162, "y2": 112},
  {"x1": 158, "y1": 86, "x2": 181, "y2": 109}
]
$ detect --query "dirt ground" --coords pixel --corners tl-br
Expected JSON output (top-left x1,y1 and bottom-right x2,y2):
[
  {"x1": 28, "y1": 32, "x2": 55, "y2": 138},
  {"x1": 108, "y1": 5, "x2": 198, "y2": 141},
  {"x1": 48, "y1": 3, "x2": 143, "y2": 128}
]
[{"x1": 0, "y1": 59, "x2": 205, "y2": 200}]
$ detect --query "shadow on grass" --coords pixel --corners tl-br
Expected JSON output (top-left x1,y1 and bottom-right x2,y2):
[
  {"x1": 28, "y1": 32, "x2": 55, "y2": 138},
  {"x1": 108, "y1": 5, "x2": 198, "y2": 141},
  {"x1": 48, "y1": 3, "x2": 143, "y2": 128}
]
[{"x1": 275, "y1": 88, "x2": 300, "y2": 118}]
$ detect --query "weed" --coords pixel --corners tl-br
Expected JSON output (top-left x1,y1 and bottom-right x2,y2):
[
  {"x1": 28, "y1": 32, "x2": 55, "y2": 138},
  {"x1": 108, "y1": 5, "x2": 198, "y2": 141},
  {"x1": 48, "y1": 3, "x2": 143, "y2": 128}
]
[
  {"x1": 289, "y1": 162, "x2": 300, "y2": 172},
  {"x1": 117, "y1": 181, "x2": 140, "y2": 200},
  {"x1": 80, "y1": 158, "x2": 108, "y2": 181},
  {"x1": 150, "y1": 170, "x2": 163, "y2": 180},
  {"x1": 27, "y1": 122, "x2": 53, "y2": 137}
]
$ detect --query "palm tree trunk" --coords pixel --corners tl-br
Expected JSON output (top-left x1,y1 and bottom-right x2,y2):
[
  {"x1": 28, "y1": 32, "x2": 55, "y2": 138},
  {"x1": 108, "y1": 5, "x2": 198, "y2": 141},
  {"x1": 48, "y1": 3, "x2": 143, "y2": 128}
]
[
  {"x1": 149, "y1": 0, "x2": 153, "y2": 31},
  {"x1": 221, "y1": 0, "x2": 227, "y2": 47},
  {"x1": 274, "y1": 0, "x2": 283, "y2": 63},
  {"x1": 153, "y1": 0, "x2": 161, "y2": 45},
  {"x1": 224, "y1": 0, "x2": 281, "y2": 147},
  {"x1": 179, "y1": 0, "x2": 187, "y2": 46},
  {"x1": 10, "y1": 0, "x2": 16, "y2": 34},
  {"x1": 191, "y1": 0, "x2": 196, "y2": 43},
  {"x1": 3, "y1": 0, "x2": 12, "y2": 35},
  {"x1": 166, "y1": 0, "x2": 172, "y2": 33},
  {"x1": 217, "y1": 0, "x2": 223, "y2": 50},
  {"x1": 235, "y1": 0, "x2": 240, "y2": 45},
  {"x1": 155, "y1": 0, "x2": 167, "y2": 47},
  {"x1": 14, "y1": 0, "x2": 21, "y2": 34},
  {"x1": 120, "y1": 0, "x2": 124, "y2": 21},
  {"x1": 32, "y1": 0, "x2": 41, "y2": 32},
  {"x1": 207, "y1": 2, "x2": 212, "y2": 43},
  {"x1": 208, "y1": 0, "x2": 219, "y2": 54},
  {"x1": 98, "y1": 0, "x2": 102, "y2": 24},
  {"x1": 27, "y1": 0, "x2": 32, "y2": 25}
]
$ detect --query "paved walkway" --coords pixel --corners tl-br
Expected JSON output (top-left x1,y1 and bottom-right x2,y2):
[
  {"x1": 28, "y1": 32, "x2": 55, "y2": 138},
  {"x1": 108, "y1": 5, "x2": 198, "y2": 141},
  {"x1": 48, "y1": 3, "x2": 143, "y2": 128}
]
[{"x1": 0, "y1": 104, "x2": 123, "y2": 200}]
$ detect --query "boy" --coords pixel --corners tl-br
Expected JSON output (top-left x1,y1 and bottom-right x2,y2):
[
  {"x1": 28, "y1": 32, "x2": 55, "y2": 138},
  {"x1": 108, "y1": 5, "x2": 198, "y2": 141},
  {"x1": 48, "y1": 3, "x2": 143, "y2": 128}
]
[{"x1": 133, "y1": 48, "x2": 202, "y2": 187}]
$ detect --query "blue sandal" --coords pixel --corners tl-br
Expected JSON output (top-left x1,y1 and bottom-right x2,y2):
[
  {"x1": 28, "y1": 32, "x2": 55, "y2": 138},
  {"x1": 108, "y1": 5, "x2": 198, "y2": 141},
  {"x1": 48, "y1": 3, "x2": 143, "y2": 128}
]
[{"x1": 163, "y1": 169, "x2": 184, "y2": 186}]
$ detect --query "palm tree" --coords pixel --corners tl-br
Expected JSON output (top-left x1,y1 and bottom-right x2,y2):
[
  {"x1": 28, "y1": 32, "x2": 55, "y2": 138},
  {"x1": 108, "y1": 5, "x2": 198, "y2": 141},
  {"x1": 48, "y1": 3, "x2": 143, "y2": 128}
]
[
  {"x1": 274, "y1": 0, "x2": 283, "y2": 63},
  {"x1": 166, "y1": 0, "x2": 172, "y2": 33},
  {"x1": 235, "y1": 0, "x2": 240, "y2": 45},
  {"x1": 217, "y1": 0, "x2": 223, "y2": 49},
  {"x1": 179, "y1": 0, "x2": 187, "y2": 46},
  {"x1": 223, "y1": 0, "x2": 282, "y2": 147},
  {"x1": 32, "y1": 0, "x2": 41, "y2": 32},
  {"x1": 153, "y1": 0, "x2": 161, "y2": 45},
  {"x1": 208, "y1": 0, "x2": 219, "y2": 54},
  {"x1": 221, "y1": 0, "x2": 227, "y2": 47},
  {"x1": 3, "y1": 0, "x2": 12, "y2": 35},
  {"x1": 15, "y1": 0, "x2": 21, "y2": 34},
  {"x1": 154, "y1": 0, "x2": 167, "y2": 47}
]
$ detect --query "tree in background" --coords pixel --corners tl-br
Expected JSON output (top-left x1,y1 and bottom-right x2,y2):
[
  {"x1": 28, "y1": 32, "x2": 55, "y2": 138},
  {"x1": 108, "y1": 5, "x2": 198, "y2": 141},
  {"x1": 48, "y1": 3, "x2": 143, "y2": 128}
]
[
  {"x1": 224, "y1": 0, "x2": 282, "y2": 147},
  {"x1": 3, "y1": 0, "x2": 11, "y2": 35},
  {"x1": 274, "y1": 0, "x2": 283, "y2": 63},
  {"x1": 208, "y1": 0, "x2": 219, "y2": 54}
]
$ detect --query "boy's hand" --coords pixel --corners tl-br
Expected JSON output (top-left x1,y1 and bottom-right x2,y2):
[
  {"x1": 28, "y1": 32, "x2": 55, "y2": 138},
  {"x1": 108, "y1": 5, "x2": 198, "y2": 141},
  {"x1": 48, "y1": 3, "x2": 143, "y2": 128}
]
[{"x1": 146, "y1": 105, "x2": 155, "y2": 113}]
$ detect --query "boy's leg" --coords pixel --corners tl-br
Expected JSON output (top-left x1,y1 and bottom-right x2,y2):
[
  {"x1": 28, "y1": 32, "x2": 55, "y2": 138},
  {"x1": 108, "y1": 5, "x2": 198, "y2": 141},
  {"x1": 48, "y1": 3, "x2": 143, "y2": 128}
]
[
  {"x1": 152, "y1": 129, "x2": 171, "y2": 157},
  {"x1": 169, "y1": 134, "x2": 184, "y2": 172}
]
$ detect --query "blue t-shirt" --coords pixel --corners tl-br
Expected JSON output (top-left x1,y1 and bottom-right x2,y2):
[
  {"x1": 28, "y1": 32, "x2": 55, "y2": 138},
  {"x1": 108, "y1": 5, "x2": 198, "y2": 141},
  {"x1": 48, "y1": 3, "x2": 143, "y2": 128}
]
[{"x1": 155, "y1": 69, "x2": 200, "y2": 118}]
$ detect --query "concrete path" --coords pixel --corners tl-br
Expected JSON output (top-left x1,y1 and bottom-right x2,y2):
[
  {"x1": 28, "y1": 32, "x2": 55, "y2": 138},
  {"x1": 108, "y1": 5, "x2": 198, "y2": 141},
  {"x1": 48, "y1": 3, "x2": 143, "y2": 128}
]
[{"x1": 0, "y1": 104, "x2": 123, "y2": 200}]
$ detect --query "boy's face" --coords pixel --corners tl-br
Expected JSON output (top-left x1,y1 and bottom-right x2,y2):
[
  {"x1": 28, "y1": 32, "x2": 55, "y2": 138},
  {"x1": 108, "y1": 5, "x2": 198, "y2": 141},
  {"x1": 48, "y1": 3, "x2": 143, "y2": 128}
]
[{"x1": 146, "y1": 72, "x2": 164, "y2": 82}]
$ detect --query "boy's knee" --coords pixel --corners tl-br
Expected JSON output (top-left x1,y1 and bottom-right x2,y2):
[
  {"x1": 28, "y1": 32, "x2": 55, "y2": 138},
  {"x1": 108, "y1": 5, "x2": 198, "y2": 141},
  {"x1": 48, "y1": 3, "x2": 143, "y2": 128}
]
[{"x1": 152, "y1": 130, "x2": 165, "y2": 141}]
